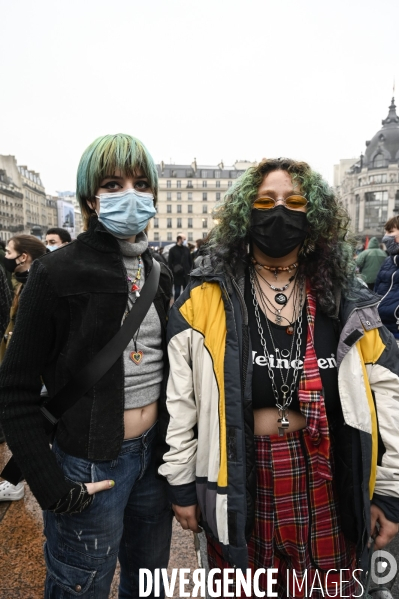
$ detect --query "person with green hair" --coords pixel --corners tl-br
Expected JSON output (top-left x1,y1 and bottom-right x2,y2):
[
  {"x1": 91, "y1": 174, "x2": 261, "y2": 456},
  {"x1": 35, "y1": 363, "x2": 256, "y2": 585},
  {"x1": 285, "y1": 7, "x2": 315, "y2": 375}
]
[
  {"x1": 159, "y1": 158, "x2": 399, "y2": 597},
  {"x1": 0, "y1": 134, "x2": 173, "y2": 598}
]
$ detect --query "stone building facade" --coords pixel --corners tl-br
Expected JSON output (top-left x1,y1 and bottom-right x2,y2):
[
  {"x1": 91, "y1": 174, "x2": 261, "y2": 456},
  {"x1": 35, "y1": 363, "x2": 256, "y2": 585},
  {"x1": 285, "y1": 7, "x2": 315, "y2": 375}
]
[
  {"x1": 0, "y1": 155, "x2": 25, "y2": 242},
  {"x1": 151, "y1": 160, "x2": 254, "y2": 247},
  {"x1": 335, "y1": 98, "x2": 399, "y2": 239}
]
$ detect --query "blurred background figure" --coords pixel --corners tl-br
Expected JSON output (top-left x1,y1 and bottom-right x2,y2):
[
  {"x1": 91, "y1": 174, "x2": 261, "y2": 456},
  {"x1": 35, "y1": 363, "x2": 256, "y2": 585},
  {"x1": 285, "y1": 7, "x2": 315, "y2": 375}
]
[
  {"x1": 375, "y1": 216, "x2": 399, "y2": 346},
  {"x1": 168, "y1": 234, "x2": 192, "y2": 300},
  {"x1": 355, "y1": 236, "x2": 387, "y2": 290},
  {"x1": 0, "y1": 234, "x2": 46, "y2": 500},
  {"x1": 0, "y1": 239, "x2": 14, "y2": 295},
  {"x1": 191, "y1": 238, "x2": 205, "y2": 265},
  {"x1": 45, "y1": 227, "x2": 71, "y2": 250}
]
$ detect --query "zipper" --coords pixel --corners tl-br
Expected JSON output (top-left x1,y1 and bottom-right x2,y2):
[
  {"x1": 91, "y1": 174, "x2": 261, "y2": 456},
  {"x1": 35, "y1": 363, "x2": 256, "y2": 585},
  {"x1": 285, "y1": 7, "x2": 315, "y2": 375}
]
[{"x1": 231, "y1": 277, "x2": 249, "y2": 395}]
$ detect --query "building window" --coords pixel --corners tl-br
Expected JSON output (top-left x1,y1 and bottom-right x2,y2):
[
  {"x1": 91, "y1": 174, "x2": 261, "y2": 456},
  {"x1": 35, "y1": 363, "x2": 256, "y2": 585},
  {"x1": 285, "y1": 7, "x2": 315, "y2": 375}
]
[
  {"x1": 188, "y1": 192, "x2": 192, "y2": 201},
  {"x1": 394, "y1": 190, "x2": 399, "y2": 213},
  {"x1": 154, "y1": 232, "x2": 159, "y2": 241},
  {"x1": 177, "y1": 192, "x2": 181, "y2": 200},
  {"x1": 188, "y1": 218, "x2": 193, "y2": 228},
  {"x1": 202, "y1": 218, "x2": 208, "y2": 228},
  {"x1": 167, "y1": 218, "x2": 172, "y2": 228},
  {"x1": 202, "y1": 170, "x2": 208, "y2": 178},
  {"x1": 202, "y1": 180, "x2": 207, "y2": 188},
  {"x1": 215, "y1": 171, "x2": 221, "y2": 178},
  {"x1": 167, "y1": 232, "x2": 172, "y2": 241},
  {"x1": 202, "y1": 205, "x2": 208, "y2": 213},
  {"x1": 188, "y1": 232, "x2": 193, "y2": 241},
  {"x1": 167, "y1": 180, "x2": 171, "y2": 188},
  {"x1": 202, "y1": 232, "x2": 207, "y2": 239},
  {"x1": 177, "y1": 180, "x2": 181, "y2": 188},
  {"x1": 188, "y1": 205, "x2": 193, "y2": 213},
  {"x1": 373, "y1": 154, "x2": 387, "y2": 168},
  {"x1": 228, "y1": 181, "x2": 233, "y2": 187},
  {"x1": 187, "y1": 180, "x2": 193, "y2": 188},
  {"x1": 167, "y1": 205, "x2": 172, "y2": 213},
  {"x1": 203, "y1": 192, "x2": 207, "y2": 201},
  {"x1": 167, "y1": 192, "x2": 172, "y2": 200},
  {"x1": 369, "y1": 173, "x2": 387, "y2": 184},
  {"x1": 355, "y1": 195, "x2": 360, "y2": 232},
  {"x1": 177, "y1": 205, "x2": 182, "y2": 213},
  {"x1": 177, "y1": 218, "x2": 182, "y2": 228},
  {"x1": 154, "y1": 218, "x2": 159, "y2": 228},
  {"x1": 364, "y1": 191, "x2": 388, "y2": 231},
  {"x1": 216, "y1": 192, "x2": 221, "y2": 201},
  {"x1": 216, "y1": 180, "x2": 221, "y2": 188}
]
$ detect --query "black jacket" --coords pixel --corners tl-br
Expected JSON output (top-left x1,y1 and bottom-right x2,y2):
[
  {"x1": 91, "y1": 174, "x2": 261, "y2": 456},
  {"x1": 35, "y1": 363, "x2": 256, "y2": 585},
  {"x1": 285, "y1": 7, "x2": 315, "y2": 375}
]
[
  {"x1": 168, "y1": 244, "x2": 192, "y2": 284},
  {"x1": 0, "y1": 217, "x2": 172, "y2": 509}
]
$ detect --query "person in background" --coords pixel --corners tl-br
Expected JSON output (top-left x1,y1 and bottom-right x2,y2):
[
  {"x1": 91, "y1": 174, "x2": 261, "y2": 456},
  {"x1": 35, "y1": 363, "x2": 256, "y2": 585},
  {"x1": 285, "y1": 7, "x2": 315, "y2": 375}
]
[
  {"x1": 191, "y1": 238, "x2": 205, "y2": 265},
  {"x1": 355, "y1": 236, "x2": 387, "y2": 290},
  {"x1": 168, "y1": 234, "x2": 192, "y2": 300},
  {"x1": 45, "y1": 227, "x2": 72, "y2": 250},
  {"x1": 0, "y1": 267, "x2": 10, "y2": 445},
  {"x1": 0, "y1": 239, "x2": 13, "y2": 294},
  {"x1": 0, "y1": 234, "x2": 47, "y2": 501},
  {"x1": 0, "y1": 133, "x2": 173, "y2": 598},
  {"x1": 375, "y1": 216, "x2": 399, "y2": 346}
]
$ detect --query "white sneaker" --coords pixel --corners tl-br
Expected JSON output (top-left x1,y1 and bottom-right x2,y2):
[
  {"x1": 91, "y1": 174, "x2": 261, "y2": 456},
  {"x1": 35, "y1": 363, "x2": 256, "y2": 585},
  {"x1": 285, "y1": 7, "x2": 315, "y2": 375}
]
[{"x1": 0, "y1": 480, "x2": 25, "y2": 501}]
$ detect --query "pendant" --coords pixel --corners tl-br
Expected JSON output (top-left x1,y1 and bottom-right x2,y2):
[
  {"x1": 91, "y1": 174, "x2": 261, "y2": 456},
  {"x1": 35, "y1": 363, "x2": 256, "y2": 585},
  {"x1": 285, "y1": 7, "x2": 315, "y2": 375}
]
[
  {"x1": 275, "y1": 310, "x2": 282, "y2": 325},
  {"x1": 131, "y1": 283, "x2": 139, "y2": 292},
  {"x1": 278, "y1": 414, "x2": 290, "y2": 436},
  {"x1": 275, "y1": 293, "x2": 287, "y2": 305},
  {"x1": 129, "y1": 350, "x2": 143, "y2": 365},
  {"x1": 280, "y1": 349, "x2": 290, "y2": 358},
  {"x1": 286, "y1": 325, "x2": 294, "y2": 335}
]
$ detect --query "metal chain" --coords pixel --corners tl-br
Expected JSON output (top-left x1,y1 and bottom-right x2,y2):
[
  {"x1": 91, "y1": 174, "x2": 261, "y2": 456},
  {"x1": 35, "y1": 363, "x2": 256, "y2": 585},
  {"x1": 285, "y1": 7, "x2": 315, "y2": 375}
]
[{"x1": 250, "y1": 268, "x2": 304, "y2": 411}]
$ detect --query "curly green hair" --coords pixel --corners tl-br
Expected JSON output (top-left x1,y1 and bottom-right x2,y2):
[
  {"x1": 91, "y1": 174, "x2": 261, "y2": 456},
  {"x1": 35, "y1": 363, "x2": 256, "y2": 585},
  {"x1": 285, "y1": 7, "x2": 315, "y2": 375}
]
[{"x1": 208, "y1": 158, "x2": 356, "y2": 315}]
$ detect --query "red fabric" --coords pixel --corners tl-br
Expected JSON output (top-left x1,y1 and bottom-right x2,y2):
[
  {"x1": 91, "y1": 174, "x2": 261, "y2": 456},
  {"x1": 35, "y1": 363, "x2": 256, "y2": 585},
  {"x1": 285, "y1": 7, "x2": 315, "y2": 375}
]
[
  {"x1": 207, "y1": 432, "x2": 357, "y2": 599},
  {"x1": 298, "y1": 285, "x2": 332, "y2": 481}
]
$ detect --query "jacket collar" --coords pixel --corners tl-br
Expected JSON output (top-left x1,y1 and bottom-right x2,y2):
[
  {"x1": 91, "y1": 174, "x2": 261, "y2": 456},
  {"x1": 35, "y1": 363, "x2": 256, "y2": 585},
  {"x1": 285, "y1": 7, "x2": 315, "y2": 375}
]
[
  {"x1": 339, "y1": 280, "x2": 380, "y2": 325},
  {"x1": 77, "y1": 215, "x2": 121, "y2": 254}
]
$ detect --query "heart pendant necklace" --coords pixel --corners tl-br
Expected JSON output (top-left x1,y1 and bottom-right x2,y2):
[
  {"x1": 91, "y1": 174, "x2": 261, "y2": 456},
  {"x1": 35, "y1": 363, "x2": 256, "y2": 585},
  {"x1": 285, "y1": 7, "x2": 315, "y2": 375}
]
[{"x1": 129, "y1": 327, "x2": 143, "y2": 365}]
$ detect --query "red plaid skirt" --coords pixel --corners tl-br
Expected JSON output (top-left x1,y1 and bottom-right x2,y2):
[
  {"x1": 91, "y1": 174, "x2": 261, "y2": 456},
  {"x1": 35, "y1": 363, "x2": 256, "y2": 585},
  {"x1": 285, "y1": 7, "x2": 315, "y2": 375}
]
[{"x1": 207, "y1": 430, "x2": 358, "y2": 598}]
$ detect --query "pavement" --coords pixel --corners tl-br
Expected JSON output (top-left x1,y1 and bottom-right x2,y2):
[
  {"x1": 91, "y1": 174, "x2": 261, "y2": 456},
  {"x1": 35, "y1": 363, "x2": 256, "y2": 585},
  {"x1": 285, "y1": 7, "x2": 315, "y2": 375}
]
[{"x1": 0, "y1": 443, "x2": 198, "y2": 599}]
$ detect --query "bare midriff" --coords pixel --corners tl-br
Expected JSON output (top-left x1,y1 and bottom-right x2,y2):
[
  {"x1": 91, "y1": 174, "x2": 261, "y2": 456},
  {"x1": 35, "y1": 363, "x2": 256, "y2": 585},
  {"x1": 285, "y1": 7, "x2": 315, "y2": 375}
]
[
  {"x1": 254, "y1": 407, "x2": 306, "y2": 436},
  {"x1": 124, "y1": 401, "x2": 158, "y2": 439}
]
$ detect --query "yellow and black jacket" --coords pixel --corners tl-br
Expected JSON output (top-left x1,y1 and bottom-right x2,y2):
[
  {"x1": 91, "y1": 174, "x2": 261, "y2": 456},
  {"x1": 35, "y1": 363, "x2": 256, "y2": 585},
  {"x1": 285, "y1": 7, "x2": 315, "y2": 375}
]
[{"x1": 159, "y1": 259, "x2": 399, "y2": 569}]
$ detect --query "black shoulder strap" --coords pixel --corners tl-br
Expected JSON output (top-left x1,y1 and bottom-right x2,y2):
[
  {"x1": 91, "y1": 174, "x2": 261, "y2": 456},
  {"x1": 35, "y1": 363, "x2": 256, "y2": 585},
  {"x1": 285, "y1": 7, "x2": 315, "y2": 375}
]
[
  {"x1": 2, "y1": 260, "x2": 160, "y2": 485},
  {"x1": 42, "y1": 258, "x2": 161, "y2": 425}
]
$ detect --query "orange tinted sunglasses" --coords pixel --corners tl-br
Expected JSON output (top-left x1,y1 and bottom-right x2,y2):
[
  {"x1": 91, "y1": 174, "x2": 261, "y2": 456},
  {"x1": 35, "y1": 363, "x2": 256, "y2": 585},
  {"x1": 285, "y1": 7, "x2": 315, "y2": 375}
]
[{"x1": 253, "y1": 195, "x2": 308, "y2": 210}]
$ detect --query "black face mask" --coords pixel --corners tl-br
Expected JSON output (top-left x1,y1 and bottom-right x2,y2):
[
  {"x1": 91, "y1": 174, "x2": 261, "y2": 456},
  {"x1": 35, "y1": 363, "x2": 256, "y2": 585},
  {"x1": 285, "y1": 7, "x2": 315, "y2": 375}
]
[
  {"x1": 3, "y1": 254, "x2": 22, "y2": 274},
  {"x1": 250, "y1": 205, "x2": 308, "y2": 258}
]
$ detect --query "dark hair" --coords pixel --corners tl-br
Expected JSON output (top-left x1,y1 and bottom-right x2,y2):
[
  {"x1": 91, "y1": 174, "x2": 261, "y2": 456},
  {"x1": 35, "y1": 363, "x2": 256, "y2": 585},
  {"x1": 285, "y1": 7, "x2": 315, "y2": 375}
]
[
  {"x1": 385, "y1": 216, "x2": 399, "y2": 232},
  {"x1": 0, "y1": 239, "x2": 5, "y2": 251},
  {"x1": 10, "y1": 235, "x2": 47, "y2": 261},
  {"x1": 196, "y1": 239, "x2": 205, "y2": 248},
  {"x1": 176, "y1": 235, "x2": 183, "y2": 243},
  {"x1": 46, "y1": 227, "x2": 72, "y2": 243},
  {"x1": 208, "y1": 157, "x2": 356, "y2": 316}
]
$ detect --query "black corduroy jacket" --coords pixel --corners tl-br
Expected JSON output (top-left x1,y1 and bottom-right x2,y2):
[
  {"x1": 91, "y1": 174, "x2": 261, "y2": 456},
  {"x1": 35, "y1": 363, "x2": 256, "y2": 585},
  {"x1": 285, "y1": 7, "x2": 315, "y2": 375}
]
[{"x1": 0, "y1": 216, "x2": 172, "y2": 509}]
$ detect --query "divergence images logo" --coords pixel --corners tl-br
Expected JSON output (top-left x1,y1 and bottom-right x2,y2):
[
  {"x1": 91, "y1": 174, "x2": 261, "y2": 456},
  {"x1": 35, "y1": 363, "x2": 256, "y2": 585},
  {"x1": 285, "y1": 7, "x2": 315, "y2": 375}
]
[{"x1": 371, "y1": 550, "x2": 398, "y2": 585}]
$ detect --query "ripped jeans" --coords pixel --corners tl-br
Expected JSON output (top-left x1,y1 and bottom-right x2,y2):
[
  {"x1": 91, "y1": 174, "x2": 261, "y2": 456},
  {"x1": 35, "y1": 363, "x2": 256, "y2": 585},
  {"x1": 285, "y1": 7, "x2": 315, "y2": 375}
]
[{"x1": 43, "y1": 422, "x2": 173, "y2": 599}]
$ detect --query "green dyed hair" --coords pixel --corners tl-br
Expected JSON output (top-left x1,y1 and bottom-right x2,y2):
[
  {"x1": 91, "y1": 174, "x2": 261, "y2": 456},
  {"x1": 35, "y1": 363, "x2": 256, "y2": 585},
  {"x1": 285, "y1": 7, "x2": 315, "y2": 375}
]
[
  {"x1": 208, "y1": 158, "x2": 356, "y2": 315},
  {"x1": 76, "y1": 134, "x2": 158, "y2": 229}
]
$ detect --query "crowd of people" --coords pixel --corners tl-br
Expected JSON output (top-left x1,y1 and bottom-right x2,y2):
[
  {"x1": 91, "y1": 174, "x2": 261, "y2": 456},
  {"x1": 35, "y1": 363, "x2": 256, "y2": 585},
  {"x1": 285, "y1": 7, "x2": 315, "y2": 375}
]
[{"x1": 0, "y1": 135, "x2": 399, "y2": 599}]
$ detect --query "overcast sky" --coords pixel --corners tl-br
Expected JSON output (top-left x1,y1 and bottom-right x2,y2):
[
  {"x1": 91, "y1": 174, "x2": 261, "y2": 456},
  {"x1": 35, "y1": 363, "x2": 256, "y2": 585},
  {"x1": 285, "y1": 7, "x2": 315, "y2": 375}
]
[{"x1": 0, "y1": 0, "x2": 398, "y2": 194}]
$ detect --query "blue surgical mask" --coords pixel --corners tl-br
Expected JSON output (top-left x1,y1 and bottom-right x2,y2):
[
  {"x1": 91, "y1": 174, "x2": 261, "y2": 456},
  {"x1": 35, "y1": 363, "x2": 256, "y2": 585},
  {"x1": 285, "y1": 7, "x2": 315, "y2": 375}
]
[
  {"x1": 95, "y1": 189, "x2": 156, "y2": 239},
  {"x1": 382, "y1": 235, "x2": 399, "y2": 255},
  {"x1": 47, "y1": 245, "x2": 59, "y2": 252}
]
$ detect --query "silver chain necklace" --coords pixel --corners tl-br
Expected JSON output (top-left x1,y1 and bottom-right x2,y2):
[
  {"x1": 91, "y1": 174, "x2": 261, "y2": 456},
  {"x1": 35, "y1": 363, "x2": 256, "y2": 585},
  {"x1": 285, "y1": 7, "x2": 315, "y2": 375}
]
[{"x1": 250, "y1": 268, "x2": 305, "y2": 436}]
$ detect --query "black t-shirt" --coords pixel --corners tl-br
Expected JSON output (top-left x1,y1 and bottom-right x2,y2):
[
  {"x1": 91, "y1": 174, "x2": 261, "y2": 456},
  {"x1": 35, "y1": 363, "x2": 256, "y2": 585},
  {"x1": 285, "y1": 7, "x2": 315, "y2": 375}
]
[{"x1": 245, "y1": 270, "x2": 341, "y2": 416}]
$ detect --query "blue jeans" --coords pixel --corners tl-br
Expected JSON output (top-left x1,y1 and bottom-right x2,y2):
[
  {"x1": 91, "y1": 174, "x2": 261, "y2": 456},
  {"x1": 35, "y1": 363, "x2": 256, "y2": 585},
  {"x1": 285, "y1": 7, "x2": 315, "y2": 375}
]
[{"x1": 43, "y1": 422, "x2": 173, "y2": 598}]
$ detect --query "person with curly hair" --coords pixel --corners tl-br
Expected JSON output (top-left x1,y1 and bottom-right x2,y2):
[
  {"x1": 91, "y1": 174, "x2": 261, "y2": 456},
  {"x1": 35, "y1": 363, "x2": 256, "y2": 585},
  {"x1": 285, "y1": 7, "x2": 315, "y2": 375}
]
[{"x1": 159, "y1": 158, "x2": 399, "y2": 598}]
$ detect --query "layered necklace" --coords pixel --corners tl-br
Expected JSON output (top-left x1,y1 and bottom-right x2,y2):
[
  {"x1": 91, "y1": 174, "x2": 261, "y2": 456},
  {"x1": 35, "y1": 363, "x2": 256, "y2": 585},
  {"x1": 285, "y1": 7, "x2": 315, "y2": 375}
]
[
  {"x1": 250, "y1": 267, "x2": 305, "y2": 436},
  {"x1": 251, "y1": 257, "x2": 298, "y2": 280},
  {"x1": 124, "y1": 255, "x2": 144, "y2": 365}
]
